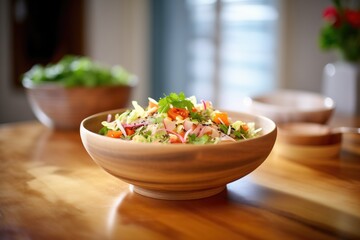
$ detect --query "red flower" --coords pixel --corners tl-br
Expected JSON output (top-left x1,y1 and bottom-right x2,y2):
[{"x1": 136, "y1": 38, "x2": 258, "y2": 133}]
[
  {"x1": 323, "y1": 6, "x2": 341, "y2": 27},
  {"x1": 319, "y1": 1, "x2": 360, "y2": 62},
  {"x1": 345, "y1": 9, "x2": 360, "y2": 28}
]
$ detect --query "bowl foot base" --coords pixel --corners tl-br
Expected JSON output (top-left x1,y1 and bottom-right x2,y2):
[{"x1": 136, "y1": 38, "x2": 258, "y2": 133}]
[{"x1": 133, "y1": 186, "x2": 226, "y2": 200}]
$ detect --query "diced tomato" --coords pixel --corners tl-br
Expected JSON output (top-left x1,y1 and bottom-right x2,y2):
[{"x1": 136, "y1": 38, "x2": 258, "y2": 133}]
[
  {"x1": 106, "y1": 130, "x2": 122, "y2": 138},
  {"x1": 125, "y1": 127, "x2": 135, "y2": 136},
  {"x1": 167, "y1": 107, "x2": 189, "y2": 120},
  {"x1": 213, "y1": 112, "x2": 230, "y2": 126}
]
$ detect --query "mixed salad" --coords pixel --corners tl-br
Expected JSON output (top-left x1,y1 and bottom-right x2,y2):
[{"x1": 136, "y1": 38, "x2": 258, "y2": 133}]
[{"x1": 99, "y1": 92, "x2": 262, "y2": 144}]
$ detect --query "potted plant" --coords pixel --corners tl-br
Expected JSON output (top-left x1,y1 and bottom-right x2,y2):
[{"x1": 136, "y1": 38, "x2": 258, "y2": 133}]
[
  {"x1": 320, "y1": 0, "x2": 360, "y2": 116},
  {"x1": 22, "y1": 55, "x2": 137, "y2": 129}
]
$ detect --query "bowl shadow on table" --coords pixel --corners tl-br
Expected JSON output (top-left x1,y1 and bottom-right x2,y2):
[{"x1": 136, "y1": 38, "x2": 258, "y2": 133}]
[{"x1": 106, "y1": 179, "x2": 360, "y2": 240}]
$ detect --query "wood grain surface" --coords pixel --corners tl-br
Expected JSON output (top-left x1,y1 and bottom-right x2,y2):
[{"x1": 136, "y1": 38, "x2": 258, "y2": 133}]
[{"x1": 1, "y1": 120, "x2": 359, "y2": 240}]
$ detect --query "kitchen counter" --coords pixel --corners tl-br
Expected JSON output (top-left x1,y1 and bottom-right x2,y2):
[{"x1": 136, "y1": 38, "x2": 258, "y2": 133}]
[{"x1": 0, "y1": 119, "x2": 359, "y2": 239}]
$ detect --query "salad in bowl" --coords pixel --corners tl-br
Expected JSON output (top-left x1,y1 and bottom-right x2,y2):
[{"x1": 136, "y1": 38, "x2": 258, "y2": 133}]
[{"x1": 99, "y1": 92, "x2": 262, "y2": 144}]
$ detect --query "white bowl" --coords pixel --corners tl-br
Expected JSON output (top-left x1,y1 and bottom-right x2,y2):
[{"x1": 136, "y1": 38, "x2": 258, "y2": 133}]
[{"x1": 244, "y1": 90, "x2": 335, "y2": 124}]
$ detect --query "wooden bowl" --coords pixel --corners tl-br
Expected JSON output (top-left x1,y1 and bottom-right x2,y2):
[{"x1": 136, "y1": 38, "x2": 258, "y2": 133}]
[
  {"x1": 245, "y1": 90, "x2": 335, "y2": 124},
  {"x1": 277, "y1": 123, "x2": 342, "y2": 146},
  {"x1": 23, "y1": 82, "x2": 134, "y2": 130},
  {"x1": 275, "y1": 122, "x2": 342, "y2": 159},
  {"x1": 80, "y1": 109, "x2": 277, "y2": 200}
]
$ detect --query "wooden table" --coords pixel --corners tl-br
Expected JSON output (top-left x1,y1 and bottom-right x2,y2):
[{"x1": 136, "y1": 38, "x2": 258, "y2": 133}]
[{"x1": 1, "y1": 120, "x2": 360, "y2": 240}]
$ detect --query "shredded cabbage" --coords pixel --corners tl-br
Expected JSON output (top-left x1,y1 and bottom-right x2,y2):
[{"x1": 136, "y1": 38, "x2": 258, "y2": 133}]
[{"x1": 99, "y1": 92, "x2": 262, "y2": 144}]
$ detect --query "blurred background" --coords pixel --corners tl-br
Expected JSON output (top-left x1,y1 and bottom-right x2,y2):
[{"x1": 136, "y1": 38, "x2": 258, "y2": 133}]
[{"x1": 0, "y1": 0, "x2": 337, "y2": 123}]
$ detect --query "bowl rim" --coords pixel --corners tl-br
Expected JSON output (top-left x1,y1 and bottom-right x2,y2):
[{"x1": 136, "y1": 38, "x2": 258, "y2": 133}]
[
  {"x1": 80, "y1": 108, "x2": 277, "y2": 148},
  {"x1": 248, "y1": 89, "x2": 335, "y2": 112},
  {"x1": 22, "y1": 75, "x2": 138, "y2": 90}
]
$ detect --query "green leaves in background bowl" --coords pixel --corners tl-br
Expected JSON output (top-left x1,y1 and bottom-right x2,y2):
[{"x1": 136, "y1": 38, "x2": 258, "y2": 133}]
[{"x1": 22, "y1": 55, "x2": 134, "y2": 87}]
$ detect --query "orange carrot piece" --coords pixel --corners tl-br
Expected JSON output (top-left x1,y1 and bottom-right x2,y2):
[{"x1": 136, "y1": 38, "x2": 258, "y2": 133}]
[
  {"x1": 213, "y1": 112, "x2": 230, "y2": 126},
  {"x1": 106, "y1": 130, "x2": 122, "y2": 138}
]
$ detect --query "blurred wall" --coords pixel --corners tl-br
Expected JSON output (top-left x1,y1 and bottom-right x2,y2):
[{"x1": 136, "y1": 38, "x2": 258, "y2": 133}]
[
  {"x1": 0, "y1": 0, "x2": 35, "y2": 123},
  {"x1": 280, "y1": 0, "x2": 336, "y2": 91},
  {"x1": 0, "y1": 0, "x2": 335, "y2": 123},
  {"x1": 84, "y1": 0, "x2": 150, "y2": 106}
]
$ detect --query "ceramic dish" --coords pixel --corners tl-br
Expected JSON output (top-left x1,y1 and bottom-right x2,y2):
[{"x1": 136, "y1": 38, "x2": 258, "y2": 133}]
[{"x1": 80, "y1": 109, "x2": 277, "y2": 200}]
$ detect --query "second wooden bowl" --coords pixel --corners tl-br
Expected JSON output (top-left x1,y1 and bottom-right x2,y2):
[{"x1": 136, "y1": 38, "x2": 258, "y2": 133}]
[
  {"x1": 24, "y1": 82, "x2": 134, "y2": 130},
  {"x1": 275, "y1": 122, "x2": 342, "y2": 159}
]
